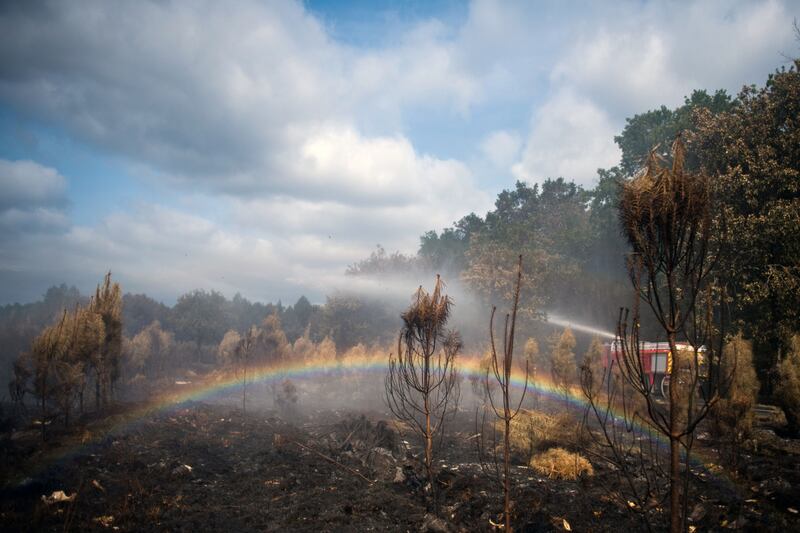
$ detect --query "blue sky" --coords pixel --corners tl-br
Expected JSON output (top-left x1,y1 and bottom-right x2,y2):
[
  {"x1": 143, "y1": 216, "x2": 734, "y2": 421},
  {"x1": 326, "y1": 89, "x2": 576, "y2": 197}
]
[{"x1": 0, "y1": 0, "x2": 797, "y2": 305}]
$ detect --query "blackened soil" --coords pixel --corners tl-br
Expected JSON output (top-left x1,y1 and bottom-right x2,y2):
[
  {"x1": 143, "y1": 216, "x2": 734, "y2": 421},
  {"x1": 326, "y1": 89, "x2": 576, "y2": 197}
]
[{"x1": 1, "y1": 402, "x2": 798, "y2": 532}]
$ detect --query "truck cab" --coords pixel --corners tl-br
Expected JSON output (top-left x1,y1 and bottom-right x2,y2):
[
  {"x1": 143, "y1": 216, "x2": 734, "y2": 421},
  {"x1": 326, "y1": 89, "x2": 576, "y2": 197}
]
[{"x1": 602, "y1": 341, "x2": 706, "y2": 397}]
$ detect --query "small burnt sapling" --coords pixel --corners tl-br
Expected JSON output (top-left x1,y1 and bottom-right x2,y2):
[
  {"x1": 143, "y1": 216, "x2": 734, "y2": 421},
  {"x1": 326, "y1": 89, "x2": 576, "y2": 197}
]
[
  {"x1": 385, "y1": 275, "x2": 461, "y2": 513},
  {"x1": 276, "y1": 379, "x2": 299, "y2": 417},
  {"x1": 479, "y1": 256, "x2": 529, "y2": 532}
]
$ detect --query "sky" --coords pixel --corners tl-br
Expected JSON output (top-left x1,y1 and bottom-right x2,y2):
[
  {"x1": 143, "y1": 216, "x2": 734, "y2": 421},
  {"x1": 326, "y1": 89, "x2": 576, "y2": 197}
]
[{"x1": 0, "y1": 0, "x2": 797, "y2": 306}]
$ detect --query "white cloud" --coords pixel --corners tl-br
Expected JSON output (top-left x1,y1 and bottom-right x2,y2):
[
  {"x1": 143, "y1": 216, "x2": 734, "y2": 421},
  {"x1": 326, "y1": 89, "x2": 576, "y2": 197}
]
[
  {"x1": 0, "y1": 203, "x2": 296, "y2": 303},
  {"x1": 551, "y1": 1, "x2": 796, "y2": 116},
  {"x1": 0, "y1": 159, "x2": 67, "y2": 211},
  {"x1": 282, "y1": 124, "x2": 487, "y2": 206},
  {"x1": 552, "y1": 30, "x2": 684, "y2": 116},
  {"x1": 512, "y1": 91, "x2": 619, "y2": 186},
  {"x1": 480, "y1": 130, "x2": 522, "y2": 169},
  {"x1": 0, "y1": 159, "x2": 70, "y2": 238},
  {"x1": 230, "y1": 127, "x2": 493, "y2": 259},
  {"x1": 0, "y1": 1, "x2": 493, "y2": 196},
  {"x1": 668, "y1": 0, "x2": 796, "y2": 92},
  {"x1": 350, "y1": 20, "x2": 482, "y2": 119},
  {"x1": 0, "y1": 207, "x2": 69, "y2": 235}
]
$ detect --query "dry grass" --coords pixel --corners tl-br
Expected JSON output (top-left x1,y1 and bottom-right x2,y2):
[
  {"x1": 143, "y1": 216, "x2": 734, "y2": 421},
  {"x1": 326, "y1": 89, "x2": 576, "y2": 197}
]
[
  {"x1": 711, "y1": 334, "x2": 759, "y2": 441},
  {"x1": 497, "y1": 409, "x2": 578, "y2": 457},
  {"x1": 777, "y1": 335, "x2": 800, "y2": 434},
  {"x1": 529, "y1": 448, "x2": 593, "y2": 480}
]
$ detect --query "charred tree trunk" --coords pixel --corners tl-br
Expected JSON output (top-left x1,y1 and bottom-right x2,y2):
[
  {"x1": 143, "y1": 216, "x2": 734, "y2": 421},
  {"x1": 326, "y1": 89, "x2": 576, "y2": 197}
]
[
  {"x1": 95, "y1": 372, "x2": 101, "y2": 410},
  {"x1": 667, "y1": 333, "x2": 681, "y2": 533},
  {"x1": 482, "y1": 256, "x2": 528, "y2": 532},
  {"x1": 242, "y1": 356, "x2": 247, "y2": 416}
]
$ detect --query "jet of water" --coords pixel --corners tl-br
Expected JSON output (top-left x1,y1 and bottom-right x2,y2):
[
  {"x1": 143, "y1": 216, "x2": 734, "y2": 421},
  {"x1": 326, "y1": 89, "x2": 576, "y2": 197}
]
[{"x1": 544, "y1": 313, "x2": 616, "y2": 339}]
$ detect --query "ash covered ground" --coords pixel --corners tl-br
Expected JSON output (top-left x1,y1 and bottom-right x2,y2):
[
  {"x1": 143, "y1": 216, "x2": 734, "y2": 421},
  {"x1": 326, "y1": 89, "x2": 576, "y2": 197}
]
[{"x1": 1, "y1": 385, "x2": 798, "y2": 532}]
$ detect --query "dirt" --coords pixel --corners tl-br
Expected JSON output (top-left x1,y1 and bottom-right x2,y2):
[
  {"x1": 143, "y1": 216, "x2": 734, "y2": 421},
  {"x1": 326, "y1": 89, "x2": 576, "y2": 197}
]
[{"x1": 1, "y1": 401, "x2": 799, "y2": 532}]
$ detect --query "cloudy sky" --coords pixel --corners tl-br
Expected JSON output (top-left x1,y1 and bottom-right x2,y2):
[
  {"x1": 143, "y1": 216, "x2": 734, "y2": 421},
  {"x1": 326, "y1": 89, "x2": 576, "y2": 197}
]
[{"x1": 0, "y1": 0, "x2": 797, "y2": 305}]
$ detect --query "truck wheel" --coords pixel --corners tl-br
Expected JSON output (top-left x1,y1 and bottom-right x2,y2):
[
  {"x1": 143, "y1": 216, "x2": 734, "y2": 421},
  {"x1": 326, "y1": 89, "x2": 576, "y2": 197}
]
[{"x1": 660, "y1": 375, "x2": 670, "y2": 398}]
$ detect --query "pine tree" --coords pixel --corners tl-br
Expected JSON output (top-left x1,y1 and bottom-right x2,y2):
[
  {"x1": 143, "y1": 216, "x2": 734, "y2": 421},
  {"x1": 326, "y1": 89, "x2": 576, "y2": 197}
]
[{"x1": 549, "y1": 327, "x2": 577, "y2": 404}]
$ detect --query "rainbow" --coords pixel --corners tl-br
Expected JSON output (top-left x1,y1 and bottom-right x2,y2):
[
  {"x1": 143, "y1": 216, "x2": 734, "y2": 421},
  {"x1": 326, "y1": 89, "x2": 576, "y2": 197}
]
[{"x1": 23, "y1": 354, "x2": 732, "y2": 491}]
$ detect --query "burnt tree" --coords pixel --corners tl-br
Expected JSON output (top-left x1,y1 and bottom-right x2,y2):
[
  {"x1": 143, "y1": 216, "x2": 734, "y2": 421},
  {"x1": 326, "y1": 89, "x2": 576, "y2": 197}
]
[
  {"x1": 483, "y1": 256, "x2": 529, "y2": 532},
  {"x1": 616, "y1": 136, "x2": 730, "y2": 532},
  {"x1": 385, "y1": 275, "x2": 461, "y2": 513}
]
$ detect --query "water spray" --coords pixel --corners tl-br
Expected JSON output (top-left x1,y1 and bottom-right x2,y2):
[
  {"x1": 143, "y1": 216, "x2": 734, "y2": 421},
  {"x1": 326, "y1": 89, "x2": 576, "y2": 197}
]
[{"x1": 544, "y1": 313, "x2": 616, "y2": 339}]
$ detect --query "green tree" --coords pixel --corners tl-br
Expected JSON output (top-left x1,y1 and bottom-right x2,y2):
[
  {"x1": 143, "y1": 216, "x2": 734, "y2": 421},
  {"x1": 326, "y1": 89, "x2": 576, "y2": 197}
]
[
  {"x1": 122, "y1": 293, "x2": 169, "y2": 337},
  {"x1": 615, "y1": 89, "x2": 733, "y2": 175},
  {"x1": 293, "y1": 296, "x2": 313, "y2": 331},
  {"x1": 418, "y1": 213, "x2": 484, "y2": 272},
  {"x1": 694, "y1": 61, "x2": 800, "y2": 392},
  {"x1": 316, "y1": 294, "x2": 394, "y2": 350},
  {"x1": 172, "y1": 289, "x2": 229, "y2": 358},
  {"x1": 460, "y1": 179, "x2": 601, "y2": 328},
  {"x1": 346, "y1": 244, "x2": 418, "y2": 275},
  {"x1": 228, "y1": 292, "x2": 276, "y2": 333},
  {"x1": 129, "y1": 321, "x2": 174, "y2": 379},
  {"x1": 587, "y1": 167, "x2": 630, "y2": 273}
]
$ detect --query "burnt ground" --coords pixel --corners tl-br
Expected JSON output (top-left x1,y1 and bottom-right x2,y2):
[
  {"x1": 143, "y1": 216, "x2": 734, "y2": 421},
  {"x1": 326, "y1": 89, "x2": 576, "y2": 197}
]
[{"x1": 1, "y1": 400, "x2": 799, "y2": 532}]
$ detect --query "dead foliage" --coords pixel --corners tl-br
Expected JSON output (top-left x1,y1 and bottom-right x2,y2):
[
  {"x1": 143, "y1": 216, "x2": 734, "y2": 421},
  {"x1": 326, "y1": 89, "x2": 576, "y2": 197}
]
[
  {"x1": 776, "y1": 335, "x2": 800, "y2": 436},
  {"x1": 711, "y1": 334, "x2": 760, "y2": 467},
  {"x1": 529, "y1": 448, "x2": 593, "y2": 480},
  {"x1": 498, "y1": 409, "x2": 578, "y2": 459}
]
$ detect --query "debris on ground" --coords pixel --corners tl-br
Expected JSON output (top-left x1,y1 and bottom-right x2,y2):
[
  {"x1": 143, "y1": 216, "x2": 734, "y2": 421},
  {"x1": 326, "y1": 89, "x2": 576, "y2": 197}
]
[
  {"x1": 93, "y1": 515, "x2": 115, "y2": 527},
  {"x1": 420, "y1": 512, "x2": 449, "y2": 532},
  {"x1": 41, "y1": 490, "x2": 75, "y2": 505}
]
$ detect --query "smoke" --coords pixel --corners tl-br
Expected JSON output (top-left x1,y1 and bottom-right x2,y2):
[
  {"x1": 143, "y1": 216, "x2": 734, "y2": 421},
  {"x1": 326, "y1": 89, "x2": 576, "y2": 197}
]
[
  {"x1": 312, "y1": 269, "x2": 472, "y2": 304},
  {"x1": 311, "y1": 269, "x2": 491, "y2": 348},
  {"x1": 306, "y1": 270, "x2": 621, "y2": 355}
]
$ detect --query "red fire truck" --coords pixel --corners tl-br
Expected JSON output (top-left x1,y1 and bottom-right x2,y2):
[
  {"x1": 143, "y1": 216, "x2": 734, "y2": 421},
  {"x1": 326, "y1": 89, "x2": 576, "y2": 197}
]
[{"x1": 602, "y1": 341, "x2": 705, "y2": 398}]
